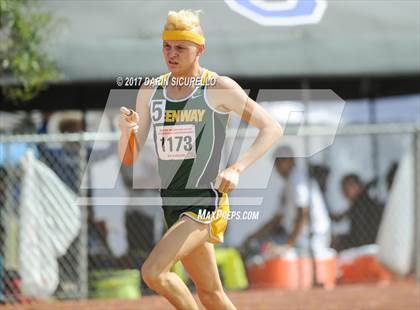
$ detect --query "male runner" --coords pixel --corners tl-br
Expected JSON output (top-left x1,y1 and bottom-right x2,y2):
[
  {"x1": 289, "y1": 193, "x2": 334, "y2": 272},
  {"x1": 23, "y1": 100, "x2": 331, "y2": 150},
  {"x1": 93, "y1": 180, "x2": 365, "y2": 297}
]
[{"x1": 118, "y1": 9, "x2": 282, "y2": 310}]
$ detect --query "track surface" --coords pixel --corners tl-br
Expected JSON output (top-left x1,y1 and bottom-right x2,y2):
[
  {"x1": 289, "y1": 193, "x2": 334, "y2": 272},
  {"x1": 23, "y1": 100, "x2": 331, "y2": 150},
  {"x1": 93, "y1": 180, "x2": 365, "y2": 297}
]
[{"x1": 1, "y1": 281, "x2": 418, "y2": 310}]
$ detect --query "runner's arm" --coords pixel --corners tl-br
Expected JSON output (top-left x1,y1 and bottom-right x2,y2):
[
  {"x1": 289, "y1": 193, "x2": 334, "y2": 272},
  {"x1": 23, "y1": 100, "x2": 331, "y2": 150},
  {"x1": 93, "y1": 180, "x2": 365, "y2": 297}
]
[
  {"x1": 118, "y1": 83, "x2": 154, "y2": 165},
  {"x1": 209, "y1": 76, "x2": 283, "y2": 173}
]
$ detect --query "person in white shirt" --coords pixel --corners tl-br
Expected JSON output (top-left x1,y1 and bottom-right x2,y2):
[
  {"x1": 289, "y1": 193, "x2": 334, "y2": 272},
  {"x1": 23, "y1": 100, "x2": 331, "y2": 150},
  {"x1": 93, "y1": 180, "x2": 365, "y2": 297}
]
[{"x1": 246, "y1": 146, "x2": 331, "y2": 254}]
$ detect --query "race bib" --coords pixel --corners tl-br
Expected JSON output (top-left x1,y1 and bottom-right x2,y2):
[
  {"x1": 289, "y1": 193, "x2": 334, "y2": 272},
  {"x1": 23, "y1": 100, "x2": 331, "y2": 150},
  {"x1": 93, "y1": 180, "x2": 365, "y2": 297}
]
[{"x1": 156, "y1": 124, "x2": 196, "y2": 160}]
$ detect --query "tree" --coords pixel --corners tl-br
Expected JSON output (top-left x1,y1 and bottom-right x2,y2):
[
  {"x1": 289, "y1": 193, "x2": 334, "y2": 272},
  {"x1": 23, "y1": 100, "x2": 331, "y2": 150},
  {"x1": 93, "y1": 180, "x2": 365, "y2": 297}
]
[{"x1": 0, "y1": 0, "x2": 61, "y2": 102}]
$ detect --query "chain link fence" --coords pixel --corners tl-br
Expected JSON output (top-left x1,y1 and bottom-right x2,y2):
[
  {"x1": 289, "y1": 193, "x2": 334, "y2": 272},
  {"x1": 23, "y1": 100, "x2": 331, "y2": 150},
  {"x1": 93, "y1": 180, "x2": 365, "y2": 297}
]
[
  {"x1": 0, "y1": 124, "x2": 419, "y2": 304},
  {"x1": 0, "y1": 135, "x2": 89, "y2": 303}
]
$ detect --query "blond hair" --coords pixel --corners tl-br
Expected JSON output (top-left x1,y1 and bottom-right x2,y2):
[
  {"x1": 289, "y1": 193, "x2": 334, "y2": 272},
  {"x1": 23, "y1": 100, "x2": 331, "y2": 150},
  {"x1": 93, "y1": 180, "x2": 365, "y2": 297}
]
[{"x1": 164, "y1": 10, "x2": 203, "y2": 34}]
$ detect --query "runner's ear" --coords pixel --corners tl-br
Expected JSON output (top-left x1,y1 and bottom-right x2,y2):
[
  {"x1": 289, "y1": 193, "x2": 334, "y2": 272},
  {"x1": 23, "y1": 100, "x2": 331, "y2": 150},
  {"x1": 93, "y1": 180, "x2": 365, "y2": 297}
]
[{"x1": 197, "y1": 44, "x2": 205, "y2": 57}]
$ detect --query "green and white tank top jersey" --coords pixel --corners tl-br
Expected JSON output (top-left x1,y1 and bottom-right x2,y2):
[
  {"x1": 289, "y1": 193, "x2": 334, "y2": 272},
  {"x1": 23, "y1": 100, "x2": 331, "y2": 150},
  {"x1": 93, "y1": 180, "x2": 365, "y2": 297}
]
[{"x1": 149, "y1": 69, "x2": 229, "y2": 190}]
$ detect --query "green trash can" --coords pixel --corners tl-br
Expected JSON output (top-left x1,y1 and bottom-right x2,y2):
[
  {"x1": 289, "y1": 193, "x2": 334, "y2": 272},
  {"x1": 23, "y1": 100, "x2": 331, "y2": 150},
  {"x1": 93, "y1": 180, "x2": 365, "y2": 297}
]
[{"x1": 90, "y1": 269, "x2": 141, "y2": 299}]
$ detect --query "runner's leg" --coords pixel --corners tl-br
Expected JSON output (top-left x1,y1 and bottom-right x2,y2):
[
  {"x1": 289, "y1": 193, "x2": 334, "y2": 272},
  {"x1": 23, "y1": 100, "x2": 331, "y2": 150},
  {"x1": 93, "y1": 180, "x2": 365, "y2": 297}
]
[
  {"x1": 141, "y1": 216, "x2": 208, "y2": 309},
  {"x1": 181, "y1": 240, "x2": 236, "y2": 310}
]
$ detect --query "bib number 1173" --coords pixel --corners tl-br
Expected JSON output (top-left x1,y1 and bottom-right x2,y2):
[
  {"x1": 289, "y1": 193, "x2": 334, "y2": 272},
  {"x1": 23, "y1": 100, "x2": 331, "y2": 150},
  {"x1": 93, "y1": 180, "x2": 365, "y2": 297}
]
[
  {"x1": 156, "y1": 125, "x2": 196, "y2": 160},
  {"x1": 160, "y1": 136, "x2": 193, "y2": 152}
]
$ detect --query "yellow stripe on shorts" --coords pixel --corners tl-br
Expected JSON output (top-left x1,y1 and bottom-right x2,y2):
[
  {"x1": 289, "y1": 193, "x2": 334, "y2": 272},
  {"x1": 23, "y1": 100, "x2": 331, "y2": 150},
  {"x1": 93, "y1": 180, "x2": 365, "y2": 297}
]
[{"x1": 209, "y1": 193, "x2": 230, "y2": 244}]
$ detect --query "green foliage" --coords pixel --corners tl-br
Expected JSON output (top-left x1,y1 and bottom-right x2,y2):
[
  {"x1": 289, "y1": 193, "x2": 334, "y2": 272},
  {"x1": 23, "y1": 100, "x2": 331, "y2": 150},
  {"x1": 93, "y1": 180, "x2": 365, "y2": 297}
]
[{"x1": 0, "y1": 0, "x2": 61, "y2": 102}]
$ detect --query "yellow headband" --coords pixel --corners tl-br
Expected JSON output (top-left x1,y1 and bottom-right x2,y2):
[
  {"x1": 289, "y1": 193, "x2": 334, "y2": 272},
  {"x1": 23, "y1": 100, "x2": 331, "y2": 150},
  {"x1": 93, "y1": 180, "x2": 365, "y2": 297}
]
[{"x1": 162, "y1": 30, "x2": 205, "y2": 45}]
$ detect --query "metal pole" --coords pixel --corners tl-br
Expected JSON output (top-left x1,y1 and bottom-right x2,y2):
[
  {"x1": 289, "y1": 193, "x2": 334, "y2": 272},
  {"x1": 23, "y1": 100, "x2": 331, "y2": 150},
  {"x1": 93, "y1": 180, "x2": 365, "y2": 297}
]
[
  {"x1": 301, "y1": 79, "x2": 319, "y2": 287},
  {"x1": 415, "y1": 131, "x2": 420, "y2": 282},
  {"x1": 366, "y1": 80, "x2": 380, "y2": 196},
  {"x1": 78, "y1": 139, "x2": 89, "y2": 298}
]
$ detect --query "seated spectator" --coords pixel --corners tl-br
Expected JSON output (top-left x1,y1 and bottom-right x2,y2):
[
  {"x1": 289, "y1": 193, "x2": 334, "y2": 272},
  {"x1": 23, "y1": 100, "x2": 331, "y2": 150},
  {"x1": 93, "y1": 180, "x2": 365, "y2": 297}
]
[
  {"x1": 244, "y1": 146, "x2": 331, "y2": 256},
  {"x1": 331, "y1": 174, "x2": 383, "y2": 251}
]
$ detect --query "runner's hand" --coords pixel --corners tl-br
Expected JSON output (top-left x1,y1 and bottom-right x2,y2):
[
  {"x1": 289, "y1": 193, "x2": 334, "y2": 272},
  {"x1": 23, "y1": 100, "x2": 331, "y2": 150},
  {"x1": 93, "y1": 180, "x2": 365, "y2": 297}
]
[
  {"x1": 215, "y1": 166, "x2": 240, "y2": 193},
  {"x1": 119, "y1": 106, "x2": 139, "y2": 133}
]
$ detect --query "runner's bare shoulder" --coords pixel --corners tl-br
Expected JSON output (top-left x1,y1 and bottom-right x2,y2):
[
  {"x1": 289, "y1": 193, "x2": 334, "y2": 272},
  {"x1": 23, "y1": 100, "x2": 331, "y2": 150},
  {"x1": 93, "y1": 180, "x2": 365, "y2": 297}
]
[{"x1": 207, "y1": 75, "x2": 246, "y2": 113}]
